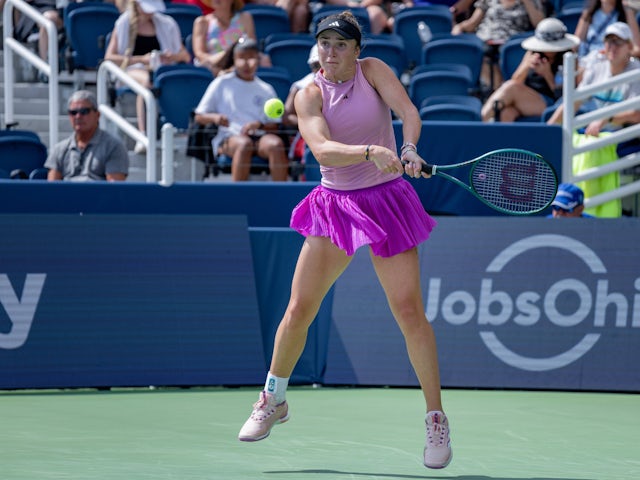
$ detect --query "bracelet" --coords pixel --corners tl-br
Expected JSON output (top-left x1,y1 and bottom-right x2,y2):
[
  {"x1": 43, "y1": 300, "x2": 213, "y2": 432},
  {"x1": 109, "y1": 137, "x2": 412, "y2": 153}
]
[
  {"x1": 401, "y1": 142, "x2": 417, "y2": 155},
  {"x1": 365, "y1": 144, "x2": 371, "y2": 162}
]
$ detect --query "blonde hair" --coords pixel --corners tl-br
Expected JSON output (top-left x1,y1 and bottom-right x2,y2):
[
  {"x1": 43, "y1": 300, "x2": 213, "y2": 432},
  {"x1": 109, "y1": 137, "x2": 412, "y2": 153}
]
[{"x1": 121, "y1": 0, "x2": 139, "y2": 69}]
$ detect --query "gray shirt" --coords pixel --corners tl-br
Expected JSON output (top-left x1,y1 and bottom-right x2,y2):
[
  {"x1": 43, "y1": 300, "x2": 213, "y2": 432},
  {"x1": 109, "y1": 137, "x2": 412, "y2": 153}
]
[{"x1": 45, "y1": 129, "x2": 129, "y2": 181}]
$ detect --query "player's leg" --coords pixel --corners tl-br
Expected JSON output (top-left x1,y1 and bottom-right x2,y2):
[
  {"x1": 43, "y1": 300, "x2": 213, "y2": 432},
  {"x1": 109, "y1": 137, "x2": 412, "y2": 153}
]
[
  {"x1": 369, "y1": 247, "x2": 452, "y2": 469},
  {"x1": 239, "y1": 236, "x2": 353, "y2": 441}
]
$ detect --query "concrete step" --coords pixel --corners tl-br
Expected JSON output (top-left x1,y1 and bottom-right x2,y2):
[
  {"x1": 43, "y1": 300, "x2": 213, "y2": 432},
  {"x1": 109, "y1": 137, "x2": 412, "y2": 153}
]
[
  {"x1": 0, "y1": 98, "x2": 51, "y2": 115},
  {"x1": 0, "y1": 82, "x2": 51, "y2": 97}
]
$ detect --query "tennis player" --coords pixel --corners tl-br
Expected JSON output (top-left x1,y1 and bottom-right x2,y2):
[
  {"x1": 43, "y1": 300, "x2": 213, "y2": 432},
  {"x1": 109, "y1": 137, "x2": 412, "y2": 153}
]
[{"x1": 238, "y1": 11, "x2": 453, "y2": 470}]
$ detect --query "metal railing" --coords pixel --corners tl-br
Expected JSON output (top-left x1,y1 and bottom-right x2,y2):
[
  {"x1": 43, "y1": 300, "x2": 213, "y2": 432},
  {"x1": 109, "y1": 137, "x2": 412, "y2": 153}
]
[
  {"x1": 561, "y1": 51, "x2": 640, "y2": 210},
  {"x1": 3, "y1": 0, "x2": 59, "y2": 144},
  {"x1": 96, "y1": 60, "x2": 175, "y2": 184}
]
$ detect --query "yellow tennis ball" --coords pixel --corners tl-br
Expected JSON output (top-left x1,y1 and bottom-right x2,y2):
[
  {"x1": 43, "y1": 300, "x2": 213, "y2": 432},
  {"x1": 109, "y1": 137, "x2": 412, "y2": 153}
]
[{"x1": 264, "y1": 98, "x2": 284, "y2": 119}]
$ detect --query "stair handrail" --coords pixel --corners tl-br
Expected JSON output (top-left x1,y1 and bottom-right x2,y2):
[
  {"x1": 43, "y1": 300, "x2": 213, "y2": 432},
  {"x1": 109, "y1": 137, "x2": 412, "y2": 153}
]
[{"x1": 3, "y1": 0, "x2": 59, "y2": 144}]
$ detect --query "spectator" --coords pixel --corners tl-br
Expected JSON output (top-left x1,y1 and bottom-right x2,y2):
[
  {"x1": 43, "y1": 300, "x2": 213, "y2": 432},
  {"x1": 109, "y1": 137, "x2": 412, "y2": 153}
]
[
  {"x1": 283, "y1": 44, "x2": 321, "y2": 169},
  {"x1": 2, "y1": 0, "x2": 62, "y2": 80},
  {"x1": 547, "y1": 183, "x2": 594, "y2": 217},
  {"x1": 171, "y1": 0, "x2": 215, "y2": 15},
  {"x1": 104, "y1": 0, "x2": 191, "y2": 154},
  {"x1": 194, "y1": 37, "x2": 290, "y2": 181},
  {"x1": 283, "y1": 44, "x2": 319, "y2": 128},
  {"x1": 548, "y1": 22, "x2": 640, "y2": 217},
  {"x1": 323, "y1": 0, "x2": 389, "y2": 34},
  {"x1": 245, "y1": 0, "x2": 310, "y2": 33},
  {"x1": 45, "y1": 90, "x2": 129, "y2": 181},
  {"x1": 575, "y1": 0, "x2": 640, "y2": 66},
  {"x1": 481, "y1": 18, "x2": 580, "y2": 121},
  {"x1": 452, "y1": 0, "x2": 545, "y2": 89},
  {"x1": 191, "y1": 0, "x2": 270, "y2": 76}
]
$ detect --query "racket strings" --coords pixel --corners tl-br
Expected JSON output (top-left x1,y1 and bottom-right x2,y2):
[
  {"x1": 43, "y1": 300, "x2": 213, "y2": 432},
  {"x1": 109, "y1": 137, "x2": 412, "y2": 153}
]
[{"x1": 470, "y1": 151, "x2": 557, "y2": 214}]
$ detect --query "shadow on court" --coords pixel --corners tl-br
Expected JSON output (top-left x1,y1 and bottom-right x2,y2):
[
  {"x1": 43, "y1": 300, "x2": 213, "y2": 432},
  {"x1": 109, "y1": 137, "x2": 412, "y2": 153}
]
[{"x1": 265, "y1": 472, "x2": 589, "y2": 480}]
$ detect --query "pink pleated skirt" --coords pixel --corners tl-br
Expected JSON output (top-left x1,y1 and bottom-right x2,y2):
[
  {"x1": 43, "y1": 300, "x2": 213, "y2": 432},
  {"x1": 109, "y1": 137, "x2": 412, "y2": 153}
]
[{"x1": 290, "y1": 177, "x2": 437, "y2": 257}]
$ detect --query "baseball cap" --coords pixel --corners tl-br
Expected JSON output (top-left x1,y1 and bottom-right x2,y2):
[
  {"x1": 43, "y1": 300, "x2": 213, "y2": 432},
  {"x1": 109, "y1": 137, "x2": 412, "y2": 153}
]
[
  {"x1": 136, "y1": 0, "x2": 166, "y2": 14},
  {"x1": 604, "y1": 22, "x2": 632, "y2": 41},
  {"x1": 551, "y1": 183, "x2": 584, "y2": 211},
  {"x1": 233, "y1": 36, "x2": 259, "y2": 54},
  {"x1": 315, "y1": 15, "x2": 362, "y2": 46}
]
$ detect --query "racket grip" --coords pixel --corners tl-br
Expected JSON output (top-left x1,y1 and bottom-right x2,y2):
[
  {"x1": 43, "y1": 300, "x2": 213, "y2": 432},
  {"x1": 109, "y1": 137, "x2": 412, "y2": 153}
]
[{"x1": 401, "y1": 160, "x2": 434, "y2": 175}]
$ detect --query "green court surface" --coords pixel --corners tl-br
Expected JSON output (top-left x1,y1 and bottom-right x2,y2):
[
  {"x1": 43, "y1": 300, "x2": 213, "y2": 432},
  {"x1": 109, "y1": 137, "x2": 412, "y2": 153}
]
[{"x1": 1, "y1": 387, "x2": 638, "y2": 480}]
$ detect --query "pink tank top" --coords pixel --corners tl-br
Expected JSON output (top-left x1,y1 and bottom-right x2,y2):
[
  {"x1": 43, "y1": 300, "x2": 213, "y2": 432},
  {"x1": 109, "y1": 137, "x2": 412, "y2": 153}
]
[{"x1": 314, "y1": 61, "x2": 401, "y2": 190}]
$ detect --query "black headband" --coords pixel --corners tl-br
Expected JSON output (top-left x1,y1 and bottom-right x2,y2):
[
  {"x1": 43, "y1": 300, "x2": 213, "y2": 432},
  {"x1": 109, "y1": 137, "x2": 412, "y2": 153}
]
[{"x1": 315, "y1": 16, "x2": 362, "y2": 46}]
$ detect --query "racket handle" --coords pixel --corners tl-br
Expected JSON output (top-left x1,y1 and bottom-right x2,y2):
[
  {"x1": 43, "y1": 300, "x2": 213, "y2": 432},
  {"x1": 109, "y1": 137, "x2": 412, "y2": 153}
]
[{"x1": 402, "y1": 160, "x2": 434, "y2": 175}]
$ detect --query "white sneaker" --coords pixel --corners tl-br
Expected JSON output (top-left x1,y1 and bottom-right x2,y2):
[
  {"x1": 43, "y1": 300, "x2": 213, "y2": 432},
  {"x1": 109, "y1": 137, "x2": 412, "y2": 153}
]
[
  {"x1": 423, "y1": 411, "x2": 452, "y2": 469},
  {"x1": 238, "y1": 391, "x2": 289, "y2": 442},
  {"x1": 134, "y1": 141, "x2": 146, "y2": 154}
]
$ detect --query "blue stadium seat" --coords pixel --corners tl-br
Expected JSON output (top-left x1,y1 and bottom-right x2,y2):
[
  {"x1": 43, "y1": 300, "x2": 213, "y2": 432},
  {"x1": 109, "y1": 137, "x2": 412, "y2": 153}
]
[
  {"x1": 264, "y1": 36, "x2": 317, "y2": 83},
  {"x1": 0, "y1": 136, "x2": 48, "y2": 178},
  {"x1": 64, "y1": 3, "x2": 119, "y2": 72},
  {"x1": 243, "y1": 5, "x2": 291, "y2": 45},
  {"x1": 419, "y1": 103, "x2": 482, "y2": 121},
  {"x1": 412, "y1": 63, "x2": 474, "y2": 84},
  {"x1": 29, "y1": 168, "x2": 49, "y2": 180},
  {"x1": 408, "y1": 70, "x2": 472, "y2": 105},
  {"x1": 421, "y1": 94, "x2": 483, "y2": 111},
  {"x1": 499, "y1": 36, "x2": 527, "y2": 81},
  {"x1": 164, "y1": 4, "x2": 202, "y2": 43},
  {"x1": 393, "y1": 7, "x2": 454, "y2": 69},
  {"x1": 153, "y1": 66, "x2": 214, "y2": 130},
  {"x1": 421, "y1": 35, "x2": 484, "y2": 87},
  {"x1": 555, "y1": 7, "x2": 582, "y2": 34},
  {"x1": 361, "y1": 34, "x2": 407, "y2": 76},
  {"x1": 0, "y1": 129, "x2": 41, "y2": 141}
]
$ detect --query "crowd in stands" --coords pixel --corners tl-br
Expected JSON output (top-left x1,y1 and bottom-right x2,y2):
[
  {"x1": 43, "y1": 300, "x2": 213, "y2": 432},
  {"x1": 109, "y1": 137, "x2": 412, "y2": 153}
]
[{"x1": 2, "y1": 0, "x2": 640, "y2": 215}]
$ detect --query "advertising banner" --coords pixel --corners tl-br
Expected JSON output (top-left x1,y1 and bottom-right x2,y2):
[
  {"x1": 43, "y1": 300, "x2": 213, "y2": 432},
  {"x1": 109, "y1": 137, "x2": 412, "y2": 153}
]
[
  {"x1": 0, "y1": 214, "x2": 265, "y2": 389},
  {"x1": 325, "y1": 217, "x2": 640, "y2": 391}
]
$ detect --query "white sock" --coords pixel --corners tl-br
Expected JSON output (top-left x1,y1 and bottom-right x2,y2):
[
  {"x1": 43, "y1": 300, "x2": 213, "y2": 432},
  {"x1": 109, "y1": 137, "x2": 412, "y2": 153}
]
[{"x1": 264, "y1": 372, "x2": 289, "y2": 404}]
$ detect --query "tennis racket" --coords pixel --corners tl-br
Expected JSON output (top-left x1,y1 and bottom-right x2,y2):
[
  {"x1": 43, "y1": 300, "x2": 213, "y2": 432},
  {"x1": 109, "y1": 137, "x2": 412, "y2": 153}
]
[{"x1": 407, "y1": 148, "x2": 558, "y2": 215}]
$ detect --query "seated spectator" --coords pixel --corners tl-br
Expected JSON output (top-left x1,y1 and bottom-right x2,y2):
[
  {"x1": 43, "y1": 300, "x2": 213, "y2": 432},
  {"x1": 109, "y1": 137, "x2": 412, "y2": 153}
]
[
  {"x1": 194, "y1": 37, "x2": 290, "y2": 181},
  {"x1": 283, "y1": 44, "x2": 320, "y2": 168},
  {"x1": 575, "y1": 0, "x2": 640, "y2": 66},
  {"x1": 481, "y1": 18, "x2": 580, "y2": 121},
  {"x1": 283, "y1": 44, "x2": 319, "y2": 128},
  {"x1": 452, "y1": 0, "x2": 545, "y2": 89},
  {"x1": 191, "y1": 0, "x2": 270, "y2": 76},
  {"x1": 548, "y1": 22, "x2": 640, "y2": 217},
  {"x1": 323, "y1": 0, "x2": 389, "y2": 34},
  {"x1": 2, "y1": 0, "x2": 62, "y2": 80},
  {"x1": 45, "y1": 90, "x2": 129, "y2": 181},
  {"x1": 547, "y1": 183, "x2": 594, "y2": 217},
  {"x1": 104, "y1": 0, "x2": 191, "y2": 154},
  {"x1": 171, "y1": 0, "x2": 215, "y2": 15},
  {"x1": 244, "y1": 0, "x2": 310, "y2": 33}
]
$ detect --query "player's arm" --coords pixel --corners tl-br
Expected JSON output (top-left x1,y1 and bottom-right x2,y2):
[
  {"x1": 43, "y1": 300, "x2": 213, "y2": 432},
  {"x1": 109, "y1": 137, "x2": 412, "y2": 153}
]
[
  {"x1": 294, "y1": 83, "x2": 371, "y2": 167},
  {"x1": 362, "y1": 57, "x2": 421, "y2": 147},
  {"x1": 361, "y1": 57, "x2": 426, "y2": 177}
]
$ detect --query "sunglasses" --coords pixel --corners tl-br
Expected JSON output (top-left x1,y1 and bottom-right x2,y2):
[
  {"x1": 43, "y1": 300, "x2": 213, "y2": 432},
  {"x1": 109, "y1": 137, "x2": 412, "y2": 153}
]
[
  {"x1": 552, "y1": 205, "x2": 573, "y2": 213},
  {"x1": 532, "y1": 51, "x2": 549, "y2": 60},
  {"x1": 605, "y1": 37, "x2": 627, "y2": 47},
  {"x1": 68, "y1": 107, "x2": 95, "y2": 116}
]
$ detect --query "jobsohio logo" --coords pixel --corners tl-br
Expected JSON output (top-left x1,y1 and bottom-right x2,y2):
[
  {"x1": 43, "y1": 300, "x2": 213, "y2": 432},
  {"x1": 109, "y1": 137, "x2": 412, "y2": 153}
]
[{"x1": 425, "y1": 234, "x2": 640, "y2": 371}]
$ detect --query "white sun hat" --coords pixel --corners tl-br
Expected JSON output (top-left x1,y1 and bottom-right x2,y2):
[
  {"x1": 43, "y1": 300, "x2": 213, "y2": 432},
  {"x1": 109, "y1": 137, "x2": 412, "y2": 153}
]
[{"x1": 521, "y1": 18, "x2": 580, "y2": 52}]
